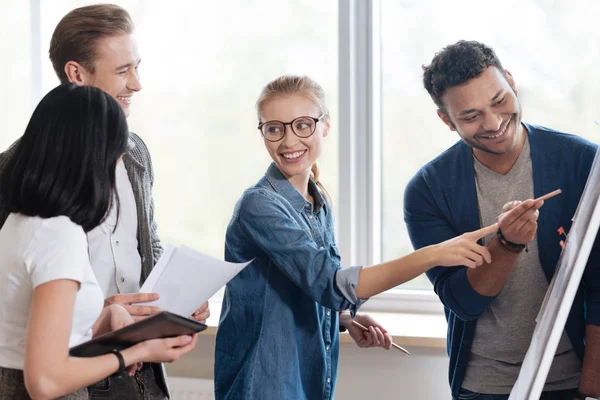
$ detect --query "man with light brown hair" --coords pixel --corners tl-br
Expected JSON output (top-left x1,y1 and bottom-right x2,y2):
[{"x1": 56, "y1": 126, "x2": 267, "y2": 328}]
[{"x1": 0, "y1": 4, "x2": 209, "y2": 399}]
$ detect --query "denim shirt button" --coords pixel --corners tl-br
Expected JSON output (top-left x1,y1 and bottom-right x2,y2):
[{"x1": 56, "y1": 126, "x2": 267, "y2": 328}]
[
  {"x1": 327, "y1": 377, "x2": 331, "y2": 383},
  {"x1": 319, "y1": 246, "x2": 324, "y2": 250},
  {"x1": 326, "y1": 310, "x2": 331, "y2": 316},
  {"x1": 308, "y1": 214, "x2": 313, "y2": 219},
  {"x1": 326, "y1": 345, "x2": 330, "y2": 351}
]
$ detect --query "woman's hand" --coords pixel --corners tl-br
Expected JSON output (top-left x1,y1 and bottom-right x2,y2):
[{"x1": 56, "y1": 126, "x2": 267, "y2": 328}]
[
  {"x1": 92, "y1": 304, "x2": 135, "y2": 337},
  {"x1": 106, "y1": 305, "x2": 143, "y2": 376},
  {"x1": 127, "y1": 333, "x2": 199, "y2": 365},
  {"x1": 430, "y1": 223, "x2": 498, "y2": 268},
  {"x1": 109, "y1": 304, "x2": 135, "y2": 331},
  {"x1": 344, "y1": 312, "x2": 392, "y2": 350}
]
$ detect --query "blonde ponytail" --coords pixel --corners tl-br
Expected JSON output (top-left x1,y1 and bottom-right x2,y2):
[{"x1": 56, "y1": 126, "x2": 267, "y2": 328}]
[{"x1": 310, "y1": 162, "x2": 332, "y2": 205}]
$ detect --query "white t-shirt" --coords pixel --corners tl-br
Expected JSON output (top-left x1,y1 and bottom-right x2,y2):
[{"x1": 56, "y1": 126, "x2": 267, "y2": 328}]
[{"x1": 0, "y1": 214, "x2": 104, "y2": 370}]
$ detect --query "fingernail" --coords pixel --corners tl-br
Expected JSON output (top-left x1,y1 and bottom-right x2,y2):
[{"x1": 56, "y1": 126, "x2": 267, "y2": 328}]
[{"x1": 184, "y1": 335, "x2": 192, "y2": 343}]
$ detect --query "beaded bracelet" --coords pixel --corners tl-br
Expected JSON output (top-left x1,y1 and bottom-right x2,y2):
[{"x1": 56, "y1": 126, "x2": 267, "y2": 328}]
[{"x1": 496, "y1": 229, "x2": 527, "y2": 253}]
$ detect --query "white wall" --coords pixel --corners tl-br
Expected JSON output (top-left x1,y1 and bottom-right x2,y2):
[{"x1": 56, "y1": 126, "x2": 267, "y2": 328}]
[{"x1": 166, "y1": 334, "x2": 452, "y2": 399}]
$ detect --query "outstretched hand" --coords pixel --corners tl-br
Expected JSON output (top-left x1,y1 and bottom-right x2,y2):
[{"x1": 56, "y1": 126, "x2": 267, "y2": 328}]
[{"x1": 433, "y1": 223, "x2": 498, "y2": 269}]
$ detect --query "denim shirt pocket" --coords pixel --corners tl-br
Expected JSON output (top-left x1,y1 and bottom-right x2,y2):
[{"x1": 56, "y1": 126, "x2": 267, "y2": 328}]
[
  {"x1": 324, "y1": 230, "x2": 341, "y2": 262},
  {"x1": 329, "y1": 243, "x2": 341, "y2": 262}
]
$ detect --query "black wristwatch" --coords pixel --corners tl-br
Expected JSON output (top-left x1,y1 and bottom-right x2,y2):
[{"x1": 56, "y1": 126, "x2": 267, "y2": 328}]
[{"x1": 109, "y1": 349, "x2": 127, "y2": 378}]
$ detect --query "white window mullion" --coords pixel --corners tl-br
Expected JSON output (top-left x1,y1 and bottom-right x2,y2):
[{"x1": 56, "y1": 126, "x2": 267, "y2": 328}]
[
  {"x1": 339, "y1": 1, "x2": 443, "y2": 314},
  {"x1": 30, "y1": 0, "x2": 42, "y2": 109},
  {"x1": 338, "y1": 0, "x2": 381, "y2": 267}
]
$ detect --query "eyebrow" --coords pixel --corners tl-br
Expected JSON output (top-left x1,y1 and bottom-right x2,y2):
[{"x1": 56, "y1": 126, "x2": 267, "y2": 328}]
[
  {"x1": 114, "y1": 59, "x2": 141, "y2": 71},
  {"x1": 490, "y1": 89, "x2": 504, "y2": 102},
  {"x1": 458, "y1": 90, "x2": 504, "y2": 116}
]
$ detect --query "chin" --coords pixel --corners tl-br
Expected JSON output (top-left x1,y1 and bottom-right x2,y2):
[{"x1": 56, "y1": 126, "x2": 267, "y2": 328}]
[{"x1": 277, "y1": 163, "x2": 308, "y2": 179}]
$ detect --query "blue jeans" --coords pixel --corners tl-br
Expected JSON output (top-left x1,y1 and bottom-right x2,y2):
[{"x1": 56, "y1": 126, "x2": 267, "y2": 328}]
[
  {"x1": 88, "y1": 363, "x2": 167, "y2": 400},
  {"x1": 455, "y1": 387, "x2": 578, "y2": 400}
]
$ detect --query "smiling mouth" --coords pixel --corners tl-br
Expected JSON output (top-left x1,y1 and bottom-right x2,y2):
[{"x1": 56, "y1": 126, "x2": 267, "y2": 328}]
[
  {"x1": 117, "y1": 96, "x2": 132, "y2": 105},
  {"x1": 281, "y1": 150, "x2": 307, "y2": 160},
  {"x1": 479, "y1": 117, "x2": 512, "y2": 140}
]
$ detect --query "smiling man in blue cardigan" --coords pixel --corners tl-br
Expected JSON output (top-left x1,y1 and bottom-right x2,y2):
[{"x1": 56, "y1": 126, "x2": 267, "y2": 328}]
[{"x1": 404, "y1": 40, "x2": 600, "y2": 400}]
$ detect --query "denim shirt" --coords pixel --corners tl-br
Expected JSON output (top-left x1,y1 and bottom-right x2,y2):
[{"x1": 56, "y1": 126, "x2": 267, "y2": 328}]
[{"x1": 214, "y1": 163, "x2": 364, "y2": 400}]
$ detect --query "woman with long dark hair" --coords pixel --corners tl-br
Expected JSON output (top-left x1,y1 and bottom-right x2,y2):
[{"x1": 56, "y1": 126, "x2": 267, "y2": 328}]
[{"x1": 0, "y1": 84, "x2": 197, "y2": 399}]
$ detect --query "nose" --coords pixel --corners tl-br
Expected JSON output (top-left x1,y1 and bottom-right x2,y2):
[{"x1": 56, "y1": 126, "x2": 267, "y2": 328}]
[
  {"x1": 482, "y1": 112, "x2": 502, "y2": 132},
  {"x1": 128, "y1": 68, "x2": 142, "y2": 92},
  {"x1": 280, "y1": 124, "x2": 299, "y2": 145}
]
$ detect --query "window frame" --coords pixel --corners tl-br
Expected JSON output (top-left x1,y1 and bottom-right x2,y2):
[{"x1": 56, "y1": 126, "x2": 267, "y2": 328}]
[{"x1": 338, "y1": 0, "x2": 440, "y2": 314}]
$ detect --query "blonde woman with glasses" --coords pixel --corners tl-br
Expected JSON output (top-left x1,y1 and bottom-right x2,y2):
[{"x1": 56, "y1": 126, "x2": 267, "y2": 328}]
[{"x1": 214, "y1": 75, "x2": 505, "y2": 399}]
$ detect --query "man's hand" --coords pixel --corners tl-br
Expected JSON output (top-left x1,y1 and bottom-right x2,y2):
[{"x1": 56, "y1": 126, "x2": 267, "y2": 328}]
[
  {"x1": 190, "y1": 302, "x2": 210, "y2": 323},
  {"x1": 104, "y1": 293, "x2": 161, "y2": 322},
  {"x1": 498, "y1": 199, "x2": 543, "y2": 245},
  {"x1": 344, "y1": 312, "x2": 392, "y2": 350}
]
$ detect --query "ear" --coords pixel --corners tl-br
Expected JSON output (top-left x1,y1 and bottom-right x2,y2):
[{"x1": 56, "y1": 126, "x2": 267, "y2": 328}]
[
  {"x1": 64, "y1": 61, "x2": 93, "y2": 86},
  {"x1": 505, "y1": 69, "x2": 518, "y2": 95},
  {"x1": 321, "y1": 117, "x2": 331, "y2": 138},
  {"x1": 437, "y1": 109, "x2": 456, "y2": 132}
]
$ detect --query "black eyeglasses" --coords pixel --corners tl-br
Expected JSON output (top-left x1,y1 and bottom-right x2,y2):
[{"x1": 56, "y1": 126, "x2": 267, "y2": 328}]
[{"x1": 258, "y1": 114, "x2": 325, "y2": 142}]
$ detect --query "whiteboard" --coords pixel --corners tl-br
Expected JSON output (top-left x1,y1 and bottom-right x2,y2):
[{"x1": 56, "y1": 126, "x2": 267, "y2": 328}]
[{"x1": 509, "y1": 148, "x2": 600, "y2": 400}]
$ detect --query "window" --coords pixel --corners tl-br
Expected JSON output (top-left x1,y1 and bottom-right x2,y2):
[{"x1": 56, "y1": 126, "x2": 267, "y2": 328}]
[
  {"x1": 5, "y1": 0, "x2": 598, "y2": 313},
  {"x1": 39, "y1": 0, "x2": 339, "y2": 259},
  {"x1": 0, "y1": 1, "x2": 32, "y2": 151},
  {"x1": 381, "y1": 0, "x2": 600, "y2": 290}
]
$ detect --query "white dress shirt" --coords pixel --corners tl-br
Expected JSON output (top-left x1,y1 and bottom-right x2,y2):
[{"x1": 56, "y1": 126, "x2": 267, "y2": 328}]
[{"x1": 87, "y1": 161, "x2": 142, "y2": 297}]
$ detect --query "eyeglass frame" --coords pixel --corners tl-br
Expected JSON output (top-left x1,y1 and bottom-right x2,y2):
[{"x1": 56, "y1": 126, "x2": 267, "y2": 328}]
[{"x1": 257, "y1": 114, "x2": 326, "y2": 142}]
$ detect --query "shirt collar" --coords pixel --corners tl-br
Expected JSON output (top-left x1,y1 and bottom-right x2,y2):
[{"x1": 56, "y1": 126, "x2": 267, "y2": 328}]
[{"x1": 265, "y1": 163, "x2": 325, "y2": 214}]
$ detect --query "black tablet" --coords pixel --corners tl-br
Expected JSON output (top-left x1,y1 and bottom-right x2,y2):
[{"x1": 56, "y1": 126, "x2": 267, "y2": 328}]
[{"x1": 69, "y1": 311, "x2": 207, "y2": 357}]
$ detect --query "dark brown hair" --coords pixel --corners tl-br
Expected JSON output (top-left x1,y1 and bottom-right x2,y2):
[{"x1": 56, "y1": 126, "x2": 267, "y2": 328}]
[{"x1": 423, "y1": 40, "x2": 506, "y2": 112}]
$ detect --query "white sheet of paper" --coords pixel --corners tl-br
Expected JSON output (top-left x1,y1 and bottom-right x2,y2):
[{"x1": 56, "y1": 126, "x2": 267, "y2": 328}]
[
  {"x1": 510, "y1": 148, "x2": 600, "y2": 400},
  {"x1": 139, "y1": 245, "x2": 252, "y2": 318},
  {"x1": 140, "y1": 245, "x2": 175, "y2": 292}
]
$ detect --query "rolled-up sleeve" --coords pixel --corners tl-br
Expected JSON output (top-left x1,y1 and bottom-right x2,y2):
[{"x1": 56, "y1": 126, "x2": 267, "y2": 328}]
[{"x1": 335, "y1": 266, "x2": 365, "y2": 316}]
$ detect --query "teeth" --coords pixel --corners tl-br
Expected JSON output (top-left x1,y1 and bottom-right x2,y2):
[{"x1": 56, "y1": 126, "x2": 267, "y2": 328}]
[
  {"x1": 117, "y1": 96, "x2": 132, "y2": 104},
  {"x1": 483, "y1": 124, "x2": 507, "y2": 139},
  {"x1": 283, "y1": 151, "x2": 306, "y2": 159}
]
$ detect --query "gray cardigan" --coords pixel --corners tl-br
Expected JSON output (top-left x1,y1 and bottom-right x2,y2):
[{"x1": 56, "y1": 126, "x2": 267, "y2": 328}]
[{"x1": 0, "y1": 132, "x2": 170, "y2": 397}]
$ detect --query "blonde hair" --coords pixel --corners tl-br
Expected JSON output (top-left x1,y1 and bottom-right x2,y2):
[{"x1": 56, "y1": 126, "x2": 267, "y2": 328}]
[{"x1": 256, "y1": 75, "x2": 331, "y2": 204}]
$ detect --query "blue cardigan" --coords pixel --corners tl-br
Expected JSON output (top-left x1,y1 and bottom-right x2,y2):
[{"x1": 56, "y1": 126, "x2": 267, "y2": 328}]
[{"x1": 404, "y1": 123, "x2": 600, "y2": 396}]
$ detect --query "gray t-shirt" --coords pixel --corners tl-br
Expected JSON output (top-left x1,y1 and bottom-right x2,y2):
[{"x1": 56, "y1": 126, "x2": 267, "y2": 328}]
[{"x1": 461, "y1": 137, "x2": 581, "y2": 394}]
